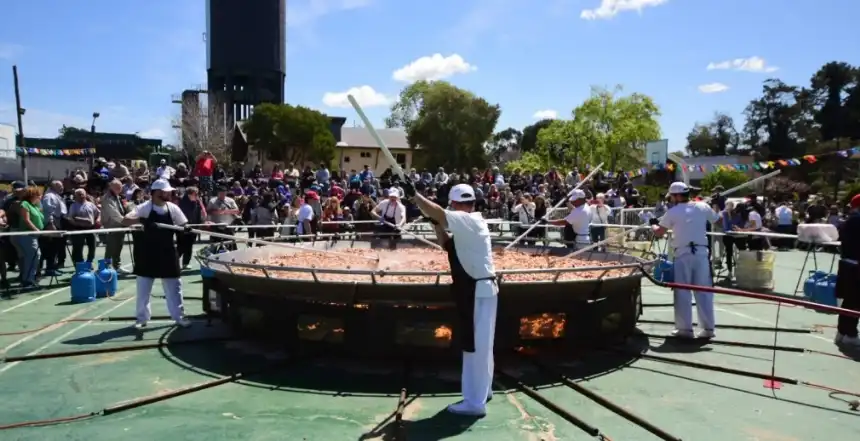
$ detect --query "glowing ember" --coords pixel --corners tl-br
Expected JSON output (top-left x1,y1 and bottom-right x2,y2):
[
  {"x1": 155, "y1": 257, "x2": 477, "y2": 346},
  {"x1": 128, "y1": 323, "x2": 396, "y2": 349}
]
[
  {"x1": 519, "y1": 313, "x2": 566, "y2": 340},
  {"x1": 434, "y1": 325, "x2": 453, "y2": 341}
]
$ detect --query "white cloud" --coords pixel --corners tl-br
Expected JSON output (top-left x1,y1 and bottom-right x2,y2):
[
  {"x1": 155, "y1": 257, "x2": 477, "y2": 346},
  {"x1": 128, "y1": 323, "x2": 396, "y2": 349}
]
[
  {"x1": 288, "y1": 0, "x2": 373, "y2": 27},
  {"x1": 138, "y1": 128, "x2": 167, "y2": 139},
  {"x1": 706, "y1": 56, "x2": 778, "y2": 73},
  {"x1": 698, "y1": 83, "x2": 729, "y2": 94},
  {"x1": 322, "y1": 86, "x2": 390, "y2": 108},
  {"x1": 0, "y1": 43, "x2": 23, "y2": 60},
  {"x1": 392, "y1": 54, "x2": 476, "y2": 83},
  {"x1": 533, "y1": 110, "x2": 558, "y2": 119},
  {"x1": 580, "y1": 0, "x2": 668, "y2": 20}
]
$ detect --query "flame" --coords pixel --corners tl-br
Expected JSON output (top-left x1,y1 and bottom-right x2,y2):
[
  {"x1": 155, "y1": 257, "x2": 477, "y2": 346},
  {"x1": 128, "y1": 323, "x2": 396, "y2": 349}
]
[
  {"x1": 519, "y1": 313, "x2": 566, "y2": 340},
  {"x1": 353, "y1": 303, "x2": 370, "y2": 309},
  {"x1": 434, "y1": 325, "x2": 453, "y2": 341}
]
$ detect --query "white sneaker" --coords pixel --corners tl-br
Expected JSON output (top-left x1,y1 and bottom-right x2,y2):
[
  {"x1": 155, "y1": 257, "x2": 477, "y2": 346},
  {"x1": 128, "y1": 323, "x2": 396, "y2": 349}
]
[
  {"x1": 133, "y1": 322, "x2": 147, "y2": 330},
  {"x1": 174, "y1": 318, "x2": 192, "y2": 328},
  {"x1": 697, "y1": 329, "x2": 716, "y2": 339},
  {"x1": 835, "y1": 333, "x2": 860, "y2": 347},
  {"x1": 670, "y1": 329, "x2": 695, "y2": 339},
  {"x1": 446, "y1": 401, "x2": 486, "y2": 417}
]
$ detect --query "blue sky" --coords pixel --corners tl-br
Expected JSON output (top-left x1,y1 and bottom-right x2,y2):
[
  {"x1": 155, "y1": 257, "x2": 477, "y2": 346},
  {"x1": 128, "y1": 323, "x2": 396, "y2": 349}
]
[{"x1": 1, "y1": 0, "x2": 858, "y2": 152}]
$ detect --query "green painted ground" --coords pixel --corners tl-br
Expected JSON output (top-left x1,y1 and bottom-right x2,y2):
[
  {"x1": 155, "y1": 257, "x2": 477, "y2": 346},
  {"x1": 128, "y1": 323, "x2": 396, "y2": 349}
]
[{"x1": 0, "y1": 240, "x2": 857, "y2": 441}]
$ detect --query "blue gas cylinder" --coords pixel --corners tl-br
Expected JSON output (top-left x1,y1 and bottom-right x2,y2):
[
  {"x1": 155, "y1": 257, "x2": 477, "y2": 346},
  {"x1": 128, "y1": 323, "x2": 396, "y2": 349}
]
[
  {"x1": 653, "y1": 254, "x2": 674, "y2": 283},
  {"x1": 803, "y1": 271, "x2": 827, "y2": 299},
  {"x1": 70, "y1": 262, "x2": 96, "y2": 304},
  {"x1": 95, "y1": 259, "x2": 118, "y2": 298},
  {"x1": 813, "y1": 274, "x2": 838, "y2": 306}
]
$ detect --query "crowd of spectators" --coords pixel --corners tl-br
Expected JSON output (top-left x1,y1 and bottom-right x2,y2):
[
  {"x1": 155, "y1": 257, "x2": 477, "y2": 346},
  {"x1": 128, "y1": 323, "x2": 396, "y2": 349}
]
[{"x1": 0, "y1": 152, "x2": 853, "y2": 293}]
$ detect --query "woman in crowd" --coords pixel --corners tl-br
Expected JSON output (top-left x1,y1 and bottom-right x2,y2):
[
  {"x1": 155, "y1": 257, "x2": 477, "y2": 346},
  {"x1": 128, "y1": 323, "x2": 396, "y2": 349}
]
[
  {"x1": 15, "y1": 186, "x2": 45, "y2": 288},
  {"x1": 321, "y1": 196, "x2": 343, "y2": 234},
  {"x1": 533, "y1": 195, "x2": 548, "y2": 242},
  {"x1": 251, "y1": 191, "x2": 279, "y2": 243},
  {"x1": 353, "y1": 192, "x2": 376, "y2": 233},
  {"x1": 271, "y1": 164, "x2": 284, "y2": 181},
  {"x1": 719, "y1": 201, "x2": 742, "y2": 279},
  {"x1": 177, "y1": 187, "x2": 207, "y2": 268},
  {"x1": 511, "y1": 194, "x2": 536, "y2": 246},
  {"x1": 733, "y1": 204, "x2": 765, "y2": 251},
  {"x1": 590, "y1": 193, "x2": 611, "y2": 252}
]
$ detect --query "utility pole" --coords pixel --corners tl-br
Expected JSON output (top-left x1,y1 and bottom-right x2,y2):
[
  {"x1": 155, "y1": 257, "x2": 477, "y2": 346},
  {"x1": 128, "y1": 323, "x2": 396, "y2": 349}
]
[{"x1": 12, "y1": 65, "x2": 27, "y2": 183}]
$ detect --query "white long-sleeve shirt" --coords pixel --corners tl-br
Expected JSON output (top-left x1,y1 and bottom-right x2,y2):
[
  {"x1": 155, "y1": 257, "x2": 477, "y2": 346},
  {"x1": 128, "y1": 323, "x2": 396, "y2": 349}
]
[
  {"x1": 512, "y1": 202, "x2": 536, "y2": 225},
  {"x1": 374, "y1": 199, "x2": 406, "y2": 227}
]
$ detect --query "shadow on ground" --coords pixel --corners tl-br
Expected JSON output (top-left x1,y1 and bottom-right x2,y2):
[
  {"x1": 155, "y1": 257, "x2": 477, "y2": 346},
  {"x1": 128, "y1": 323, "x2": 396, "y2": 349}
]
[{"x1": 157, "y1": 322, "x2": 643, "y2": 397}]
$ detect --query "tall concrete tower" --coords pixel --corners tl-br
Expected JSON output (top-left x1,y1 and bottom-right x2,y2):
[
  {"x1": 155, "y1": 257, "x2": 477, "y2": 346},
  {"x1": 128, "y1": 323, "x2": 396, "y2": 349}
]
[{"x1": 206, "y1": 0, "x2": 286, "y2": 129}]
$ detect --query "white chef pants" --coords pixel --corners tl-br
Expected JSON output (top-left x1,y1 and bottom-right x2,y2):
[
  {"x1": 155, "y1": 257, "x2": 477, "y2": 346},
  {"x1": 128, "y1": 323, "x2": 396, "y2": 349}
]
[
  {"x1": 136, "y1": 277, "x2": 185, "y2": 323},
  {"x1": 672, "y1": 253, "x2": 715, "y2": 332},
  {"x1": 461, "y1": 295, "x2": 498, "y2": 412}
]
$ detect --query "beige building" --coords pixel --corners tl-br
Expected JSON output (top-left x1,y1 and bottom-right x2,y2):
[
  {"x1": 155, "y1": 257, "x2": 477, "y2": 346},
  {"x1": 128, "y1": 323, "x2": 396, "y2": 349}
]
[
  {"x1": 231, "y1": 121, "x2": 413, "y2": 175},
  {"x1": 336, "y1": 127, "x2": 413, "y2": 175}
]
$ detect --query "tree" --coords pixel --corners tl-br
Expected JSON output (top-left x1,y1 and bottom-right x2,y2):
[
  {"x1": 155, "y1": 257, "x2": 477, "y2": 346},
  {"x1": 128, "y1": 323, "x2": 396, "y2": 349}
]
[
  {"x1": 174, "y1": 94, "x2": 230, "y2": 163},
  {"x1": 242, "y1": 103, "x2": 336, "y2": 165},
  {"x1": 520, "y1": 119, "x2": 554, "y2": 153},
  {"x1": 57, "y1": 125, "x2": 89, "y2": 139},
  {"x1": 386, "y1": 80, "x2": 501, "y2": 170},
  {"x1": 571, "y1": 86, "x2": 661, "y2": 171},
  {"x1": 699, "y1": 169, "x2": 749, "y2": 194},
  {"x1": 486, "y1": 127, "x2": 522, "y2": 163},
  {"x1": 765, "y1": 176, "x2": 811, "y2": 202},
  {"x1": 742, "y1": 79, "x2": 815, "y2": 160},
  {"x1": 810, "y1": 62, "x2": 857, "y2": 142},
  {"x1": 685, "y1": 112, "x2": 740, "y2": 157},
  {"x1": 808, "y1": 62, "x2": 860, "y2": 199},
  {"x1": 503, "y1": 152, "x2": 552, "y2": 174},
  {"x1": 535, "y1": 118, "x2": 591, "y2": 167}
]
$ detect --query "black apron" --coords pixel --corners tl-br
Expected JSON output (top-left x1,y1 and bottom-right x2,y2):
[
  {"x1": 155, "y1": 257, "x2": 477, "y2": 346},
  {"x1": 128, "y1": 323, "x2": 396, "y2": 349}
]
[
  {"x1": 444, "y1": 238, "x2": 494, "y2": 353},
  {"x1": 377, "y1": 203, "x2": 400, "y2": 240},
  {"x1": 134, "y1": 204, "x2": 181, "y2": 279}
]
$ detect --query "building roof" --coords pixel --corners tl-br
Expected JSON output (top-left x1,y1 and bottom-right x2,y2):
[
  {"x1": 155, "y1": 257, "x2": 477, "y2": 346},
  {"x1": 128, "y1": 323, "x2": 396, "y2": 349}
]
[{"x1": 340, "y1": 127, "x2": 409, "y2": 149}]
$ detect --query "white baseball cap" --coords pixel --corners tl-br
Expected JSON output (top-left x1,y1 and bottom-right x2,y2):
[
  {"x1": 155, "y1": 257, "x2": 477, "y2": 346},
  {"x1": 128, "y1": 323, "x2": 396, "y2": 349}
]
[
  {"x1": 151, "y1": 179, "x2": 174, "y2": 192},
  {"x1": 568, "y1": 189, "x2": 586, "y2": 201},
  {"x1": 449, "y1": 184, "x2": 476, "y2": 203},
  {"x1": 668, "y1": 181, "x2": 690, "y2": 195},
  {"x1": 387, "y1": 188, "x2": 400, "y2": 198}
]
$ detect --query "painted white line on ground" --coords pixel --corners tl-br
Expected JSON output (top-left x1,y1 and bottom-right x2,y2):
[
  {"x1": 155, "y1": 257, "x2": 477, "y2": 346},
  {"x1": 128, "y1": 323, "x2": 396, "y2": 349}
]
[
  {"x1": 715, "y1": 307, "x2": 831, "y2": 343},
  {"x1": 0, "y1": 295, "x2": 136, "y2": 376},
  {"x1": 0, "y1": 263, "x2": 133, "y2": 315},
  {"x1": 0, "y1": 305, "x2": 97, "y2": 354}
]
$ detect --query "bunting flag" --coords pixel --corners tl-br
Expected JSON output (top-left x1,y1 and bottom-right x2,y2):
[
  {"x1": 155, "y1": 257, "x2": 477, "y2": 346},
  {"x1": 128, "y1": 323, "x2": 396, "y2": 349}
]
[
  {"x1": 594, "y1": 146, "x2": 860, "y2": 180},
  {"x1": 16, "y1": 147, "x2": 97, "y2": 156}
]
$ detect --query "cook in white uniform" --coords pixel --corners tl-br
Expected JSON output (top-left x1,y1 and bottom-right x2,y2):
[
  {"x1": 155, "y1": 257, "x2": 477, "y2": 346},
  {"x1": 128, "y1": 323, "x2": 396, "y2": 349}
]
[
  {"x1": 121, "y1": 179, "x2": 191, "y2": 329},
  {"x1": 652, "y1": 182, "x2": 720, "y2": 339},
  {"x1": 372, "y1": 188, "x2": 406, "y2": 249},
  {"x1": 546, "y1": 189, "x2": 592, "y2": 249},
  {"x1": 401, "y1": 181, "x2": 497, "y2": 417}
]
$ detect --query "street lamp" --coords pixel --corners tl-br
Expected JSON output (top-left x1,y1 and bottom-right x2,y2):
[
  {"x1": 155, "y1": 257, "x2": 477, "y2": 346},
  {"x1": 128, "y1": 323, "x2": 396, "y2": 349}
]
[{"x1": 90, "y1": 112, "x2": 100, "y2": 165}]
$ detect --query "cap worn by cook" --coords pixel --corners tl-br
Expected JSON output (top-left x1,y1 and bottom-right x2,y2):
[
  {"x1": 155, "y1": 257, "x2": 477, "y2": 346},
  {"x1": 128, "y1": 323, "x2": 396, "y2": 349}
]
[
  {"x1": 668, "y1": 182, "x2": 690, "y2": 195},
  {"x1": 151, "y1": 179, "x2": 174, "y2": 192},
  {"x1": 449, "y1": 183, "x2": 476, "y2": 203},
  {"x1": 568, "y1": 189, "x2": 586, "y2": 201}
]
